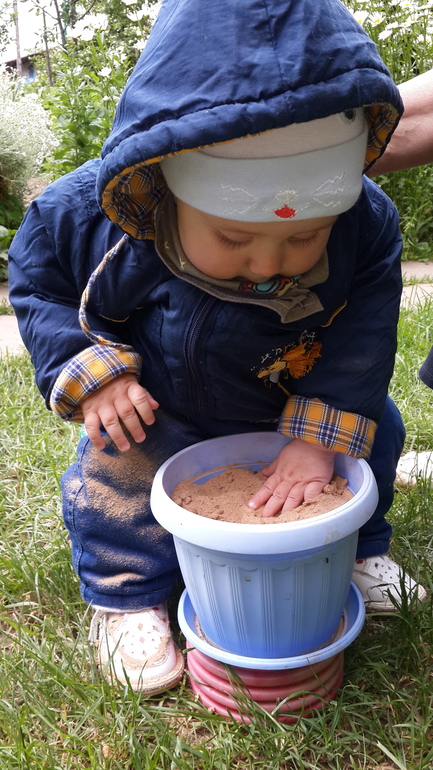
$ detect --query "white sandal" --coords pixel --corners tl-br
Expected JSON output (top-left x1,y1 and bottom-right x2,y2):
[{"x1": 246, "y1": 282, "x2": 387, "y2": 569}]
[
  {"x1": 89, "y1": 603, "x2": 184, "y2": 693},
  {"x1": 352, "y1": 556, "x2": 427, "y2": 612}
]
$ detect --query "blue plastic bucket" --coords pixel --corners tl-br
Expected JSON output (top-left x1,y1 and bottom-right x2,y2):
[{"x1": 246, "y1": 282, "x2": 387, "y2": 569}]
[
  {"x1": 151, "y1": 433, "x2": 377, "y2": 658},
  {"x1": 178, "y1": 582, "x2": 365, "y2": 669}
]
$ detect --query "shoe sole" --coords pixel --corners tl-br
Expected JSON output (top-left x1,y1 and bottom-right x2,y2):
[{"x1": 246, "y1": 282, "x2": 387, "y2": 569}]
[
  {"x1": 103, "y1": 646, "x2": 185, "y2": 695},
  {"x1": 363, "y1": 587, "x2": 428, "y2": 613}
]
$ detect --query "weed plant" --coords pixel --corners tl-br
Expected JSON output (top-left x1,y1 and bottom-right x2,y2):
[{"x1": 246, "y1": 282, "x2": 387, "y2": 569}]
[{"x1": 1, "y1": 298, "x2": 433, "y2": 768}]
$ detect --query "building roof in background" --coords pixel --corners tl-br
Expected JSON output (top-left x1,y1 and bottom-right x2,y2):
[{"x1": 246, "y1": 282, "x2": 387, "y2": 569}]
[{"x1": 1, "y1": 1, "x2": 58, "y2": 64}]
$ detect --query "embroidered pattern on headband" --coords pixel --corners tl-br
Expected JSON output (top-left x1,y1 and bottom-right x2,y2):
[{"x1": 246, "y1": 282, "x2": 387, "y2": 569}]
[
  {"x1": 312, "y1": 173, "x2": 346, "y2": 209},
  {"x1": 218, "y1": 184, "x2": 256, "y2": 216},
  {"x1": 273, "y1": 189, "x2": 298, "y2": 219},
  {"x1": 217, "y1": 176, "x2": 347, "y2": 220}
]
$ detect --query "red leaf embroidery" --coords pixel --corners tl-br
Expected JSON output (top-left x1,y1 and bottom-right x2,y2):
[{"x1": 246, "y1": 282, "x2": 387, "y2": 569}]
[{"x1": 274, "y1": 205, "x2": 297, "y2": 219}]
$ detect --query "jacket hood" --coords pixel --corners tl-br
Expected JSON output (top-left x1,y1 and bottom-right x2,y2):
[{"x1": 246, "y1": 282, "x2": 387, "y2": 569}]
[{"x1": 97, "y1": 0, "x2": 403, "y2": 239}]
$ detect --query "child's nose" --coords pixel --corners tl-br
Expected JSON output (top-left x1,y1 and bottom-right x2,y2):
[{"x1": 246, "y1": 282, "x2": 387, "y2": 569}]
[{"x1": 248, "y1": 246, "x2": 284, "y2": 278}]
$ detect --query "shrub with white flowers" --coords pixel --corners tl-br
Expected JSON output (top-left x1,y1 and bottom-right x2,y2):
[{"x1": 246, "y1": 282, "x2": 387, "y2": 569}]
[
  {"x1": 346, "y1": 0, "x2": 433, "y2": 81},
  {"x1": 0, "y1": 65, "x2": 56, "y2": 199},
  {"x1": 344, "y1": 0, "x2": 433, "y2": 261}
]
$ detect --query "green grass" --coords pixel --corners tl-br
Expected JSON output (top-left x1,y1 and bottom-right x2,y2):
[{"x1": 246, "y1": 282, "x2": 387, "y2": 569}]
[
  {"x1": 0, "y1": 298, "x2": 14, "y2": 316},
  {"x1": 1, "y1": 302, "x2": 433, "y2": 768},
  {"x1": 402, "y1": 277, "x2": 433, "y2": 287},
  {"x1": 391, "y1": 297, "x2": 433, "y2": 449}
]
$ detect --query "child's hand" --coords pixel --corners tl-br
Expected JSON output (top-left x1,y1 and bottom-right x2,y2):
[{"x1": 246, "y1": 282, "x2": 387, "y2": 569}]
[
  {"x1": 81, "y1": 373, "x2": 159, "y2": 451},
  {"x1": 248, "y1": 438, "x2": 336, "y2": 517}
]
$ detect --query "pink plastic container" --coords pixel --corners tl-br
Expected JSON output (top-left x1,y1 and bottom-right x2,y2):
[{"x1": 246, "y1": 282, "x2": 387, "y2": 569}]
[{"x1": 187, "y1": 647, "x2": 344, "y2": 724}]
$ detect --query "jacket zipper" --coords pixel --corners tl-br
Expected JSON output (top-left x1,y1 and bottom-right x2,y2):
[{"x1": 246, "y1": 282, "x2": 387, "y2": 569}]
[{"x1": 185, "y1": 295, "x2": 219, "y2": 417}]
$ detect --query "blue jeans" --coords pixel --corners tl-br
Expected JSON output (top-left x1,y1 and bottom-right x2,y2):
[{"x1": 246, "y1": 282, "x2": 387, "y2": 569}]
[
  {"x1": 360, "y1": 396, "x2": 405, "y2": 557},
  {"x1": 61, "y1": 397, "x2": 405, "y2": 610}
]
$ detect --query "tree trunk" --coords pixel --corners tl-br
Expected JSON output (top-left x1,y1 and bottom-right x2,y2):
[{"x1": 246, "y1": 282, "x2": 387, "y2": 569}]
[
  {"x1": 42, "y1": 9, "x2": 53, "y2": 85},
  {"x1": 51, "y1": 0, "x2": 67, "y2": 47},
  {"x1": 12, "y1": 0, "x2": 22, "y2": 77}
]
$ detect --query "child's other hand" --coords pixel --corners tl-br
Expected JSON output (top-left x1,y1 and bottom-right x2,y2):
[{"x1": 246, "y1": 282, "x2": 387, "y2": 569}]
[
  {"x1": 81, "y1": 373, "x2": 159, "y2": 451},
  {"x1": 248, "y1": 438, "x2": 336, "y2": 517}
]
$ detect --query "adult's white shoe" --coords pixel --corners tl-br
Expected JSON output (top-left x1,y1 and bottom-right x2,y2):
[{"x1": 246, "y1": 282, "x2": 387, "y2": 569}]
[
  {"x1": 396, "y1": 450, "x2": 433, "y2": 487},
  {"x1": 89, "y1": 603, "x2": 184, "y2": 693},
  {"x1": 352, "y1": 556, "x2": 427, "y2": 612}
]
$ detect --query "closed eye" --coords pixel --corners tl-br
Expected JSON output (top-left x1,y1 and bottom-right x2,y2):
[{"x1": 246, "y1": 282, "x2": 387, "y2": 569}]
[
  {"x1": 216, "y1": 230, "x2": 321, "y2": 249},
  {"x1": 215, "y1": 232, "x2": 250, "y2": 249},
  {"x1": 289, "y1": 232, "x2": 320, "y2": 247}
]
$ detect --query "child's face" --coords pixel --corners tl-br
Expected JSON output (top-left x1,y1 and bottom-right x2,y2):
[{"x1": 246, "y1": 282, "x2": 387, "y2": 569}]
[{"x1": 176, "y1": 200, "x2": 337, "y2": 282}]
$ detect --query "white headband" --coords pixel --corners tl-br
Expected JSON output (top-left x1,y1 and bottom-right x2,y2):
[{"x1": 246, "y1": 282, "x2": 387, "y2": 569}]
[{"x1": 160, "y1": 110, "x2": 368, "y2": 222}]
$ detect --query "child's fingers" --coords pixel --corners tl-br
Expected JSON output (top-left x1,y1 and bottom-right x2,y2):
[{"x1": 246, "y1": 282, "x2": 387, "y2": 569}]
[
  {"x1": 99, "y1": 388, "x2": 159, "y2": 451},
  {"x1": 249, "y1": 478, "x2": 326, "y2": 517},
  {"x1": 258, "y1": 461, "x2": 274, "y2": 477},
  {"x1": 248, "y1": 476, "x2": 280, "y2": 512},
  {"x1": 261, "y1": 481, "x2": 307, "y2": 516},
  {"x1": 302, "y1": 480, "x2": 326, "y2": 503},
  {"x1": 83, "y1": 412, "x2": 108, "y2": 451},
  {"x1": 254, "y1": 480, "x2": 317, "y2": 517},
  {"x1": 97, "y1": 405, "x2": 133, "y2": 451},
  {"x1": 249, "y1": 478, "x2": 302, "y2": 517},
  {"x1": 109, "y1": 410, "x2": 144, "y2": 448},
  {"x1": 110, "y1": 385, "x2": 158, "y2": 447},
  {"x1": 127, "y1": 382, "x2": 159, "y2": 424},
  {"x1": 81, "y1": 377, "x2": 160, "y2": 452},
  {"x1": 248, "y1": 440, "x2": 336, "y2": 516}
]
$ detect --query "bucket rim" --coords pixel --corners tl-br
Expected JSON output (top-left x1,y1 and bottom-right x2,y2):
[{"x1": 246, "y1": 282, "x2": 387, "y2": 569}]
[{"x1": 150, "y1": 432, "x2": 379, "y2": 553}]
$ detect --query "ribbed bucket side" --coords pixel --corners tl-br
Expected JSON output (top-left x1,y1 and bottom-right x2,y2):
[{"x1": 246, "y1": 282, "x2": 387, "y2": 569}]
[{"x1": 175, "y1": 532, "x2": 357, "y2": 657}]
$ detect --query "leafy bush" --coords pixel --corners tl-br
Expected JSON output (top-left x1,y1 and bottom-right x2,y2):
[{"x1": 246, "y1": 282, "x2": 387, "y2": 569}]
[
  {"x1": 344, "y1": 0, "x2": 433, "y2": 260},
  {"x1": 30, "y1": 3, "x2": 159, "y2": 179},
  {"x1": 0, "y1": 64, "x2": 56, "y2": 201},
  {"x1": 0, "y1": 66, "x2": 54, "y2": 281},
  {"x1": 0, "y1": 65, "x2": 55, "y2": 281},
  {"x1": 39, "y1": 32, "x2": 133, "y2": 178},
  {"x1": 0, "y1": 223, "x2": 15, "y2": 281}
]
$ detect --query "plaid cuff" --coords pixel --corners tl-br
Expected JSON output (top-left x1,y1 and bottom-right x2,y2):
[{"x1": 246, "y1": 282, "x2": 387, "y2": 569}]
[
  {"x1": 365, "y1": 103, "x2": 400, "y2": 170},
  {"x1": 279, "y1": 396, "x2": 376, "y2": 458},
  {"x1": 49, "y1": 344, "x2": 142, "y2": 422}
]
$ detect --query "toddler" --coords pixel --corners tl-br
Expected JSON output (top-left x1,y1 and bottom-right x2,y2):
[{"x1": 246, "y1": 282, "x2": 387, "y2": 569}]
[{"x1": 8, "y1": 0, "x2": 426, "y2": 694}]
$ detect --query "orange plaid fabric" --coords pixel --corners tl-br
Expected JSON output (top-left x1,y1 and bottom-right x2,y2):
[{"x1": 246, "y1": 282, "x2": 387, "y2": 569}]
[
  {"x1": 50, "y1": 344, "x2": 142, "y2": 422},
  {"x1": 364, "y1": 103, "x2": 400, "y2": 170},
  {"x1": 279, "y1": 396, "x2": 376, "y2": 458}
]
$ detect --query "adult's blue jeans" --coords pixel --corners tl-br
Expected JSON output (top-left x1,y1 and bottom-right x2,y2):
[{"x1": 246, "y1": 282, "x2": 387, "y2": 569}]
[{"x1": 61, "y1": 396, "x2": 405, "y2": 610}]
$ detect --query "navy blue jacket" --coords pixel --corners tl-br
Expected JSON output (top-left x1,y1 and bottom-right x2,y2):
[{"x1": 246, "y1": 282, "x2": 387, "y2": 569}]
[{"x1": 8, "y1": 0, "x2": 403, "y2": 450}]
